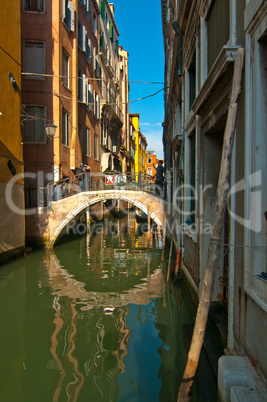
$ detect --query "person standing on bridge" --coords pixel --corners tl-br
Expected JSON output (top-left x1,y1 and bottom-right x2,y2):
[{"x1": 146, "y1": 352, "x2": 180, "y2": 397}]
[
  {"x1": 76, "y1": 163, "x2": 90, "y2": 191},
  {"x1": 153, "y1": 160, "x2": 164, "y2": 196}
]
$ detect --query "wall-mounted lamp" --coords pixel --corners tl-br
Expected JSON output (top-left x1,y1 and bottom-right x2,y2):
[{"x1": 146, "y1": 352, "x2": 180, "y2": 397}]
[
  {"x1": 8, "y1": 72, "x2": 18, "y2": 92},
  {"x1": 45, "y1": 123, "x2": 57, "y2": 139}
]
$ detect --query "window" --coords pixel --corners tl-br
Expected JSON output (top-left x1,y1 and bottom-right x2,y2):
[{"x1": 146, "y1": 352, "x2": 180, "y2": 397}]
[
  {"x1": 99, "y1": 31, "x2": 104, "y2": 51},
  {"x1": 94, "y1": 49, "x2": 99, "y2": 76},
  {"x1": 189, "y1": 53, "x2": 196, "y2": 109},
  {"x1": 78, "y1": 72, "x2": 88, "y2": 104},
  {"x1": 24, "y1": 41, "x2": 45, "y2": 77},
  {"x1": 24, "y1": 0, "x2": 44, "y2": 12},
  {"x1": 189, "y1": 132, "x2": 196, "y2": 222},
  {"x1": 85, "y1": 0, "x2": 90, "y2": 19},
  {"x1": 78, "y1": 23, "x2": 91, "y2": 60},
  {"x1": 78, "y1": 23, "x2": 87, "y2": 52},
  {"x1": 147, "y1": 167, "x2": 152, "y2": 176},
  {"x1": 94, "y1": 134, "x2": 98, "y2": 160},
  {"x1": 78, "y1": 123, "x2": 83, "y2": 153},
  {"x1": 86, "y1": 38, "x2": 91, "y2": 63},
  {"x1": 78, "y1": 71, "x2": 82, "y2": 101},
  {"x1": 78, "y1": 0, "x2": 90, "y2": 18},
  {"x1": 62, "y1": 50, "x2": 69, "y2": 88},
  {"x1": 116, "y1": 39, "x2": 119, "y2": 56},
  {"x1": 86, "y1": 128, "x2": 90, "y2": 156},
  {"x1": 109, "y1": 21, "x2": 114, "y2": 42},
  {"x1": 101, "y1": 0, "x2": 105, "y2": 19},
  {"x1": 23, "y1": 106, "x2": 46, "y2": 143},
  {"x1": 62, "y1": 110, "x2": 70, "y2": 147},
  {"x1": 94, "y1": 91, "x2": 99, "y2": 118},
  {"x1": 88, "y1": 83, "x2": 93, "y2": 111},
  {"x1": 207, "y1": 0, "x2": 230, "y2": 71},
  {"x1": 93, "y1": 12, "x2": 97, "y2": 36},
  {"x1": 63, "y1": 0, "x2": 75, "y2": 32},
  {"x1": 99, "y1": 68, "x2": 103, "y2": 96},
  {"x1": 148, "y1": 157, "x2": 152, "y2": 164}
]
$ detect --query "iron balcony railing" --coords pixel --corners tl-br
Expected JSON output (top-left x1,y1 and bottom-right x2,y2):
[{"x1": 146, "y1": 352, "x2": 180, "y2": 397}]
[{"x1": 26, "y1": 172, "x2": 165, "y2": 208}]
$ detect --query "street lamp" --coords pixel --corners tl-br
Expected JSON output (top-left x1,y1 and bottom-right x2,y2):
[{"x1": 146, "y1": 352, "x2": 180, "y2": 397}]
[{"x1": 45, "y1": 123, "x2": 57, "y2": 139}]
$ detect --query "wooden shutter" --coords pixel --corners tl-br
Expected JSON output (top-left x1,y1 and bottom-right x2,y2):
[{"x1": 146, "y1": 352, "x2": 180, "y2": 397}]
[
  {"x1": 85, "y1": 0, "x2": 90, "y2": 17},
  {"x1": 68, "y1": 1, "x2": 75, "y2": 31},
  {"x1": 84, "y1": 75, "x2": 88, "y2": 104},
  {"x1": 62, "y1": 0, "x2": 66, "y2": 19},
  {"x1": 88, "y1": 84, "x2": 93, "y2": 111},
  {"x1": 109, "y1": 22, "x2": 113, "y2": 42},
  {"x1": 82, "y1": 25, "x2": 87, "y2": 52},
  {"x1": 101, "y1": 0, "x2": 105, "y2": 19}
]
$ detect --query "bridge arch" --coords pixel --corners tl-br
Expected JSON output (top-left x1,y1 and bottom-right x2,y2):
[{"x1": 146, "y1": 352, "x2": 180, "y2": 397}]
[{"x1": 48, "y1": 192, "x2": 165, "y2": 248}]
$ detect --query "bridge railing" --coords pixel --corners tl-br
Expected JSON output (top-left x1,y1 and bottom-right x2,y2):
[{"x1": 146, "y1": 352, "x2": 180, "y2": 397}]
[{"x1": 32, "y1": 172, "x2": 164, "y2": 208}]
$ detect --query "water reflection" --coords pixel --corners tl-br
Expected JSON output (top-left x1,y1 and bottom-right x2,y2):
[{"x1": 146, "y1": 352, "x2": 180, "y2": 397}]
[{"x1": 43, "y1": 216, "x2": 165, "y2": 401}]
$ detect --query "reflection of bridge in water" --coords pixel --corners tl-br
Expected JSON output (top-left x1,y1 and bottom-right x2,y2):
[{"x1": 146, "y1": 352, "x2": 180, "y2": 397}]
[
  {"x1": 45, "y1": 249, "x2": 164, "y2": 308},
  {"x1": 43, "y1": 216, "x2": 165, "y2": 401},
  {"x1": 31, "y1": 173, "x2": 167, "y2": 248}
]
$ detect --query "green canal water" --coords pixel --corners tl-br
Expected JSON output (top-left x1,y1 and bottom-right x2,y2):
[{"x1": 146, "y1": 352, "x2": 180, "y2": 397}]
[{"x1": 0, "y1": 216, "x2": 217, "y2": 401}]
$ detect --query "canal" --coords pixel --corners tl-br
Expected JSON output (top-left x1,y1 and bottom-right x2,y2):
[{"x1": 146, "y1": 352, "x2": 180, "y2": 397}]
[{"x1": 0, "y1": 215, "x2": 217, "y2": 401}]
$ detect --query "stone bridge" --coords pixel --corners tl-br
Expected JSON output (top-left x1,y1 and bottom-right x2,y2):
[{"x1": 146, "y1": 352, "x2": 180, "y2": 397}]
[{"x1": 27, "y1": 190, "x2": 166, "y2": 248}]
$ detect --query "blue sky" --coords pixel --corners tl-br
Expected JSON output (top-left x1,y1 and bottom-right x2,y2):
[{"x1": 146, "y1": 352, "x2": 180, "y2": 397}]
[{"x1": 112, "y1": 0, "x2": 165, "y2": 159}]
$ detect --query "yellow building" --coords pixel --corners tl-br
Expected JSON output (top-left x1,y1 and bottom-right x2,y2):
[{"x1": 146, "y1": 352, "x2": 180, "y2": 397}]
[
  {"x1": 129, "y1": 117, "x2": 135, "y2": 172},
  {"x1": 130, "y1": 113, "x2": 147, "y2": 175},
  {"x1": 0, "y1": 0, "x2": 25, "y2": 259}
]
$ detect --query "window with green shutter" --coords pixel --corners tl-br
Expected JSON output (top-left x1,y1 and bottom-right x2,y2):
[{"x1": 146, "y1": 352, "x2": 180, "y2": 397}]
[
  {"x1": 100, "y1": 32, "x2": 104, "y2": 51},
  {"x1": 101, "y1": 0, "x2": 105, "y2": 19},
  {"x1": 116, "y1": 39, "x2": 119, "y2": 56},
  {"x1": 109, "y1": 22, "x2": 114, "y2": 42}
]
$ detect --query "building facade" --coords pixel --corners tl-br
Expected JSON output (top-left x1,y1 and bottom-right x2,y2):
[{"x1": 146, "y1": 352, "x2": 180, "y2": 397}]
[
  {"x1": 21, "y1": 0, "x2": 129, "y2": 188},
  {"x1": 21, "y1": 0, "x2": 101, "y2": 191},
  {"x1": 0, "y1": 0, "x2": 25, "y2": 259},
  {"x1": 129, "y1": 116, "x2": 136, "y2": 172},
  {"x1": 146, "y1": 151, "x2": 157, "y2": 178},
  {"x1": 118, "y1": 45, "x2": 132, "y2": 172},
  {"x1": 162, "y1": 0, "x2": 267, "y2": 390},
  {"x1": 130, "y1": 113, "x2": 148, "y2": 175},
  {"x1": 98, "y1": 1, "x2": 123, "y2": 172}
]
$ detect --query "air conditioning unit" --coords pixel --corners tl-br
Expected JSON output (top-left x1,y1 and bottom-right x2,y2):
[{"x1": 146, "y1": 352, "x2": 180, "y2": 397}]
[
  {"x1": 112, "y1": 145, "x2": 117, "y2": 153},
  {"x1": 102, "y1": 137, "x2": 107, "y2": 146}
]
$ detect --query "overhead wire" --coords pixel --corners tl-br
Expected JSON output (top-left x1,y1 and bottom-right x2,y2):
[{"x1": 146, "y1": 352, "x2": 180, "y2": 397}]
[
  {"x1": 21, "y1": 71, "x2": 164, "y2": 84},
  {"x1": 21, "y1": 71, "x2": 165, "y2": 122},
  {"x1": 21, "y1": 86, "x2": 165, "y2": 122},
  {"x1": 52, "y1": 87, "x2": 164, "y2": 106}
]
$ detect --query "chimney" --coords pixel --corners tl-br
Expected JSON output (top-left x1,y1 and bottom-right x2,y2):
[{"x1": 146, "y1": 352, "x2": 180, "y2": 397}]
[{"x1": 109, "y1": 3, "x2": 115, "y2": 15}]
